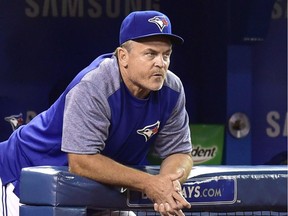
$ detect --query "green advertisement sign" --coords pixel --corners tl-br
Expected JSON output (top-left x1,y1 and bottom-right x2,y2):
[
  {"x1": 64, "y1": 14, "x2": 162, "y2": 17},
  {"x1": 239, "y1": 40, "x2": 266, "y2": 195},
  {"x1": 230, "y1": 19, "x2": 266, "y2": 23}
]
[
  {"x1": 147, "y1": 124, "x2": 225, "y2": 165},
  {"x1": 190, "y1": 124, "x2": 224, "y2": 165}
]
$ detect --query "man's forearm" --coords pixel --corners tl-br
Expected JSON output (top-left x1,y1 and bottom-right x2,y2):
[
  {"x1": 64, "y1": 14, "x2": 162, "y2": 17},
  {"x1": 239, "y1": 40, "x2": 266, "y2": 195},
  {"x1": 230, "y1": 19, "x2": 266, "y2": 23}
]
[{"x1": 68, "y1": 153, "x2": 154, "y2": 192}]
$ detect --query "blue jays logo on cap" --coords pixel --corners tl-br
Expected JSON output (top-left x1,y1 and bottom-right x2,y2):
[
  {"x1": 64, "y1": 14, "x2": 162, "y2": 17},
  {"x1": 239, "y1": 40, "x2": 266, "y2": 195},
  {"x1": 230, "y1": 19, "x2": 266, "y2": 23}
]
[
  {"x1": 119, "y1": 10, "x2": 184, "y2": 45},
  {"x1": 148, "y1": 16, "x2": 169, "y2": 32}
]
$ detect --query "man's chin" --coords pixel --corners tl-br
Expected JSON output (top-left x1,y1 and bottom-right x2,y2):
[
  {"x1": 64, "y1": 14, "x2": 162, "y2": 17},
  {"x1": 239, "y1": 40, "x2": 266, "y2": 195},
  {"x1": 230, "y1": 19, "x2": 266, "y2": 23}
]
[{"x1": 151, "y1": 84, "x2": 164, "y2": 91}]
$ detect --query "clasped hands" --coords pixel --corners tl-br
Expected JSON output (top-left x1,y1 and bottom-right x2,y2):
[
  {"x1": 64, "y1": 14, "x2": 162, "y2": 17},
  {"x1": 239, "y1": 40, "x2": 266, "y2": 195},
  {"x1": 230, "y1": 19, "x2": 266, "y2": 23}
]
[{"x1": 145, "y1": 170, "x2": 191, "y2": 216}]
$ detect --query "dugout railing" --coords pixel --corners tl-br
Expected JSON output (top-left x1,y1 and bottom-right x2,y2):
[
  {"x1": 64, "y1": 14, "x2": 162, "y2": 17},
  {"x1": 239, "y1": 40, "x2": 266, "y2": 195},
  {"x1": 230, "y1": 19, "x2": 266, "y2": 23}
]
[{"x1": 19, "y1": 165, "x2": 288, "y2": 216}]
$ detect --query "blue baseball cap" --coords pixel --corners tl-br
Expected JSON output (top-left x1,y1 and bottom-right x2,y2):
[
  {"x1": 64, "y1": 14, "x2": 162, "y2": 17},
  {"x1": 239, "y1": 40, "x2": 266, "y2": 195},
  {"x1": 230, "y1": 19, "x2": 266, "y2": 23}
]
[{"x1": 119, "y1": 10, "x2": 184, "y2": 45}]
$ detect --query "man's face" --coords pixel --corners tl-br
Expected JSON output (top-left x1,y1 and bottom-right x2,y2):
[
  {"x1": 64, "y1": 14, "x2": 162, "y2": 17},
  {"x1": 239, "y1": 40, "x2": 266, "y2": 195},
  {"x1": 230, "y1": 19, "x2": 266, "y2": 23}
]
[{"x1": 120, "y1": 36, "x2": 172, "y2": 98}]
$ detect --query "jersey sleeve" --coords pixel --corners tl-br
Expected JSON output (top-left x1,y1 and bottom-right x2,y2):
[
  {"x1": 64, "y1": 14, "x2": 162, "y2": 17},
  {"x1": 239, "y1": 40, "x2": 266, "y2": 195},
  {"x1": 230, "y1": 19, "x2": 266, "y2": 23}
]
[
  {"x1": 61, "y1": 79, "x2": 110, "y2": 154},
  {"x1": 154, "y1": 82, "x2": 192, "y2": 158}
]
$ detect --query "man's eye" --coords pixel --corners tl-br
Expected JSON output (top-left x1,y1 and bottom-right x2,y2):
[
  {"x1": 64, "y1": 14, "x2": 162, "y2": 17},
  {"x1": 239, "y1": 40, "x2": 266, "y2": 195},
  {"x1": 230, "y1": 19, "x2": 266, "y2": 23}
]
[
  {"x1": 146, "y1": 52, "x2": 155, "y2": 57},
  {"x1": 163, "y1": 54, "x2": 170, "y2": 59}
]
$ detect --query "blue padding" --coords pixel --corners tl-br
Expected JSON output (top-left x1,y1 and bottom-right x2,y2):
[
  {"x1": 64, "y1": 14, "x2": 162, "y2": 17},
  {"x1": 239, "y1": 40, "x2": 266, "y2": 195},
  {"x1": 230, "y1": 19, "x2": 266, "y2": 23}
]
[
  {"x1": 20, "y1": 165, "x2": 288, "y2": 212},
  {"x1": 20, "y1": 166, "x2": 127, "y2": 209},
  {"x1": 184, "y1": 165, "x2": 288, "y2": 212},
  {"x1": 20, "y1": 205, "x2": 87, "y2": 216}
]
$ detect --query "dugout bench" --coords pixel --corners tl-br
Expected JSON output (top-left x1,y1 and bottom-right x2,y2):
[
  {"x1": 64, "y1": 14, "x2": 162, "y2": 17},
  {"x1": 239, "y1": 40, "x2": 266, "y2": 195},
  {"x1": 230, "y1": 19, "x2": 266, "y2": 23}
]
[{"x1": 19, "y1": 165, "x2": 288, "y2": 215}]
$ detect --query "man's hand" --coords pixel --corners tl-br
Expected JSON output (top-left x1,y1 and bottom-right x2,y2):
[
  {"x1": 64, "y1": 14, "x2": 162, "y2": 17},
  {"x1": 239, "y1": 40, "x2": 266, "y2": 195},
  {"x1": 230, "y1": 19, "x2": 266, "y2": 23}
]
[
  {"x1": 144, "y1": 169, "x2": 191, "y2": 216},
  {"x1": 68, "y1": 152, "x2": 193, "y2": 215}
]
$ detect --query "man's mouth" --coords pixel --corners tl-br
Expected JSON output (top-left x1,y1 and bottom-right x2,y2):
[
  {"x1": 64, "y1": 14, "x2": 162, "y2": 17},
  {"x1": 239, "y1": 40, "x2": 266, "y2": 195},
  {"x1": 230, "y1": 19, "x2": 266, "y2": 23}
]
[{"x1": 152, "y1": 72, "x2": 164, "y2": 77}]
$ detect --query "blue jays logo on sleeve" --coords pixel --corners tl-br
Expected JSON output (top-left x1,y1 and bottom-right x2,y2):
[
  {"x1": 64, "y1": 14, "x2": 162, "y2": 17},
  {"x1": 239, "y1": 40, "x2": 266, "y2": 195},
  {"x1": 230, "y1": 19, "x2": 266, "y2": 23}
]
[
  {"x1": 4, "y1": 113, "x2": 24, "y2": 131},
  {"x1": 137, "y1": 121, "x2": 160, "y2": 142},
  {"x1": 148, "y1": 16, "x2": 168, "y2": 32}
]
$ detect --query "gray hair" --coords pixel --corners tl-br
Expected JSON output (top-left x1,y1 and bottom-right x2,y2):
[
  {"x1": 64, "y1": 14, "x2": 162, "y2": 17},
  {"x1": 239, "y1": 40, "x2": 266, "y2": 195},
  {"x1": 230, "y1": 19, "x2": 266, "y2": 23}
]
[{"x1": 114, "y1": 40, "x2": 134, "y2": 57}]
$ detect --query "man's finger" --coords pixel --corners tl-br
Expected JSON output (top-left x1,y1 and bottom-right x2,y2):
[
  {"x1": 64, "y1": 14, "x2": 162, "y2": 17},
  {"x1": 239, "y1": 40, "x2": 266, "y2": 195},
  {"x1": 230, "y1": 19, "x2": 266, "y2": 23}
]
[
  {"x1": 154, "y1": 203, "x2": 159, "y2": 212},
  {"x1": 173, "y1": 190, "x2": 191, "y2": 209},
  {"x1": 158, "y1": 203, "x2": 167, "y2": 215},
  {"x1": 164, "y1": 202, "x2": 172, "y2": 212},
  {"x1": 174, "y1": 209, "x2": 185, "y2": 216}
]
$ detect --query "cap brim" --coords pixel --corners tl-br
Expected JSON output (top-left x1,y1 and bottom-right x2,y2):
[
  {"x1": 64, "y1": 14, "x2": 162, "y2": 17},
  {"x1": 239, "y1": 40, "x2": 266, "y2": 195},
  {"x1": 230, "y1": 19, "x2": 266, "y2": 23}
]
[{"x1": 131, "y1": 33, "x2": 184, "y2": 45}]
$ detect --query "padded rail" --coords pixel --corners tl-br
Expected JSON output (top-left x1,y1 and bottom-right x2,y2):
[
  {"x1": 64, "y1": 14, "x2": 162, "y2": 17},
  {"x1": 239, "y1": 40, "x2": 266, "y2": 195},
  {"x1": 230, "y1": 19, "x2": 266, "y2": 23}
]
[{"x1": 19, "y1": 165, "x2": 288, "y2": 215}]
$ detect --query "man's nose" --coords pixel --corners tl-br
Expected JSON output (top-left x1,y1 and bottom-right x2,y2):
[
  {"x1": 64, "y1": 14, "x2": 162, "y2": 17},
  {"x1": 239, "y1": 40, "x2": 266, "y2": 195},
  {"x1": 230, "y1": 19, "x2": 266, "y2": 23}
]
[{"x1": 155, "y1": 55, "x2": 165, "y2": 68}]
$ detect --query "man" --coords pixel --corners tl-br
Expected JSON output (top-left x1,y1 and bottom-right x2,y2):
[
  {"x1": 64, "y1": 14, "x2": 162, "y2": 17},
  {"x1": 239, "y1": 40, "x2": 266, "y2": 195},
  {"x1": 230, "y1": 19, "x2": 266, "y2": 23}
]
[{"x1": 0, "y1": 10, "x2": 193, "y2": 216}]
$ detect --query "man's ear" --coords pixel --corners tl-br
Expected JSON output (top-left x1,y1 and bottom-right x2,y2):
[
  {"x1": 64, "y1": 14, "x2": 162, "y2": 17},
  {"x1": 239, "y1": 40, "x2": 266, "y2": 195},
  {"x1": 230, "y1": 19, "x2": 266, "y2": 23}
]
[{"x1": 117, "y1": 48, "x2": 129, "y2": 68}]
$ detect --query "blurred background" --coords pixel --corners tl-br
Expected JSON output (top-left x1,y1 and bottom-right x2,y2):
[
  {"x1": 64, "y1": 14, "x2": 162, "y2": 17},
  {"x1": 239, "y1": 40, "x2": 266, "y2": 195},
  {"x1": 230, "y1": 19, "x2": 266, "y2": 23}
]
[{"x1": 0, "y1": 0, "x2": 287, "y2": 165}]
